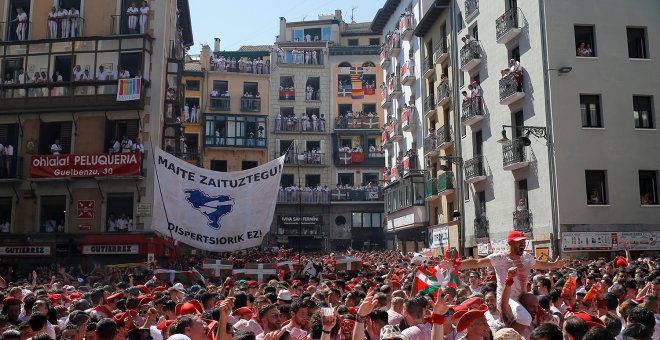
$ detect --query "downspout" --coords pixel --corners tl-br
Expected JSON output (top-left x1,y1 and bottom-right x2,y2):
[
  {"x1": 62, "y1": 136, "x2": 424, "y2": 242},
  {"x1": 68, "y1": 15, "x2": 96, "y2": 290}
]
[{"x1": 538, "y1": 0, "x2": 560, "y2": 256}]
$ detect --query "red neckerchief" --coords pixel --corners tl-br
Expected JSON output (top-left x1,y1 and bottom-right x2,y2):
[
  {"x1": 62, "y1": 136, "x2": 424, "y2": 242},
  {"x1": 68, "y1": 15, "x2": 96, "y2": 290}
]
[{"x1": 93, "y1": 305, "x2": 113, "y2": 318}]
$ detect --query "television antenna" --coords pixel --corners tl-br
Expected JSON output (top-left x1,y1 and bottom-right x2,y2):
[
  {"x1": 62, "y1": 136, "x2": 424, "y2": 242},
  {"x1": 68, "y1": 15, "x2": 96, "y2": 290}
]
[{"x1": 350, "y1": 7, "x2": 357, "y2": 23}]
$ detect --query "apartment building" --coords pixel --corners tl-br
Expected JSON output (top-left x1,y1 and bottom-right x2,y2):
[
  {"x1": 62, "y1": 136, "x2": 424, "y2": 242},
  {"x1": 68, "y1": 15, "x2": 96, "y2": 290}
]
[{"x1": 0, "y1": 0, "x2": 193, "y2": 264}]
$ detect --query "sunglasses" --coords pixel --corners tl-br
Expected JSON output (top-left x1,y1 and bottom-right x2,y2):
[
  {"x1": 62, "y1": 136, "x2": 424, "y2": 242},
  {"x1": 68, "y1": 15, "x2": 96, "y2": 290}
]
[{"x1": 340, "y1": 320, "x2": 356, "y2": 329}]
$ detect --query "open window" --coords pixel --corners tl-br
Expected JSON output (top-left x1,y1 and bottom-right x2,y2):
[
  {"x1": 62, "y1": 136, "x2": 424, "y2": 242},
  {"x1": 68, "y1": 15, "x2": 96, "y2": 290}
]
[
  {"x1": 362, "y1": 173, "x2": 379, "y2": 186},
  {"x1": 305, "y1": 77, "x2": 320, "y2": 100},
  {"x1": 585, "y1": 170, "x2": 608, "y2": 205},
  {"x1": 6, "y1": 0, "x2": 31, "y2": 41},
  {"x1": 305, "y1": 140, "x2": 320, "y2": 153},
  {"x1": 106, "y1": 193, "x2": 134, "y2": 232},
  {"x1": 302, "y1": 108, "x2": 321, "y2": 132},
  {"x1": 0, "y1": 198, "x2": 12, "y2": 232},
  {"x1": 40, "y1": 195, "x2": 66, "y2": 233},
  {"x1": 38, "y1": 122, "x2": 72, "y2": 154},
  {"x1": 279, "y1": 76, "x2": 294, "y2": 100},
  {"x1": 337, "y1": 75, "x2": 351, "y2": 90},
  {"x1": 574, "y1": 25, "x2": 596, "y2": 57},
  {"x1": 210, "y1": 160, "x2": 227, "y2": 172},
  {"x1": 338, "y1": 173, "x2": 355, "y2": 187},
  {"x1": 338, "y1": 104, "x2": 352, "y2": 117},
  {"x1": 281, "y1": 174, "x2": 294, "y2": 187},
  {"x1": 242, "y1": 161, "x2": 258, "y2": 170},
  {"x1": 362, "y1": 103, "x2": 376, "y2": 114},
  {"x1": 105, "y1": 119, "x2": 140, "y2": 153},
  {"x1": 243, "y1": 82, "x2": 258, "y2": 96},
  {"x1": 305, "y1": 174, "x2": 321, "y2": 187},
  {"x1": 639, "y1": 170, "x2": 658, "y2": 205}
]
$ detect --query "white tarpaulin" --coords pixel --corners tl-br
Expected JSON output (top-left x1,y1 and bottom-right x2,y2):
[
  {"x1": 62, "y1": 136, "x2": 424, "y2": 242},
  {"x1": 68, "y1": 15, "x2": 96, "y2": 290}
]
[{"x1": 152, "y1": 147, "x2": 284, "y2": 251}]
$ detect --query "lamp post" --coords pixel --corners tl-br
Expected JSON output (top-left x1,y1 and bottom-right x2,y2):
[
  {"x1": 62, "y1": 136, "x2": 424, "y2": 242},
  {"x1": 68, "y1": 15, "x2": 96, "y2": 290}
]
[{"x1": 497, "y1": 125, "x2": 548, "y2": 145}]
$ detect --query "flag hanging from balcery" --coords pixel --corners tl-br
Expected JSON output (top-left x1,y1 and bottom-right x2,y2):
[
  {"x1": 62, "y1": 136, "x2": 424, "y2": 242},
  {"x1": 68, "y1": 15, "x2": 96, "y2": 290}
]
[{"x1": 152, "y1": 147, "x2": 285, "y2": 252}]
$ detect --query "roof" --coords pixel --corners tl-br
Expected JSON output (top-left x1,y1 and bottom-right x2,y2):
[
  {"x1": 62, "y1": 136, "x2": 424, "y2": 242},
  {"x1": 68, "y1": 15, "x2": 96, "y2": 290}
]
[
  {"x1": 414, "y1": 0, "x2": 451, "y2": 37},
  {"x1": 370, "y1": 0, "x2": 403, "y2": 34},
  {"x1": 238, "y1": 45, "x2": 272, "y2": 52},
  {"x1": 184, "y1": 62, "x2": 202, "y2": 71},
  {"x1": 177, "y1": 0, "x2": 194, "y2": 47}
]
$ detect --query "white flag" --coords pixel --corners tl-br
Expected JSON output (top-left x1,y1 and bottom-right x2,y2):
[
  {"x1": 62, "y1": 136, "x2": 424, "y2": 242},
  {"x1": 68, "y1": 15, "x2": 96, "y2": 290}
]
[{"x1": 152, "y1": 147, "x2": 284, "y2": 252}]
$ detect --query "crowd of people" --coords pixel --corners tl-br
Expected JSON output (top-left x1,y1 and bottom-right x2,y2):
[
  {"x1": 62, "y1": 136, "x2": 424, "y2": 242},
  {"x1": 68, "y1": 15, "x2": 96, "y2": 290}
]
[
  {"x1": 46, "y1": 6, "x2": 83, "y2": 39},
  {"x1": 276, "y1": 48, "x2": 320, "y2": 65},
  {"x1": 106, "y1": 213, "x2": 135, "y2": 232},
  {"x1": 107, "y1": 135, "x2": 145, "y2": 155},
  {"x1": 275, "y1": 113, "x2": 326, "y2": 133},
  {"x1": 2, "y1": 235, "x2": 656, "y2": 340},
  {"x1": 210, "y1": 57, "x2": 270, "y2": 75}
]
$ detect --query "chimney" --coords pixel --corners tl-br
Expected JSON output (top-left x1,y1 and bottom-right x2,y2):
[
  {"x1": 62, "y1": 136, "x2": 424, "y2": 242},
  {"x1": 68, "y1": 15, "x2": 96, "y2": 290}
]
[
  {"x1": 201, "y1": 44, "x2": 211, "y2": 71},
  {"x1": 335, "y1": 9, "x2": 342, "y2": 21},
  {"x1": 278, "y1": 17, "x2": 287, "y2": 42},
  {"x1": 213, "y1": 38, "x2": 221, "y2": 52}
]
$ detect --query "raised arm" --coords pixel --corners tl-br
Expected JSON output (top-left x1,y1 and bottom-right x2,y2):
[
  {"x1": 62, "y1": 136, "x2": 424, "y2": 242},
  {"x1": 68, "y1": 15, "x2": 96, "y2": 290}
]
[
  {"x1": 532, "y1": 256, "x2": 565, "y2": 270},
  {"x1": 431, "y1": 294, "x2": 451, "y2": 340},
  {"x1": 439, "y1": 257, "x2": 491, "y2": 270}
]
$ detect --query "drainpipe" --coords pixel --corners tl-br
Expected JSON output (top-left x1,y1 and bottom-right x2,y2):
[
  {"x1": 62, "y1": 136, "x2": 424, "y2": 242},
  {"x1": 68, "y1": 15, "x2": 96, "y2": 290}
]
[{"x1": 538, "y1": 0, "x2": 560, "y2": 256}]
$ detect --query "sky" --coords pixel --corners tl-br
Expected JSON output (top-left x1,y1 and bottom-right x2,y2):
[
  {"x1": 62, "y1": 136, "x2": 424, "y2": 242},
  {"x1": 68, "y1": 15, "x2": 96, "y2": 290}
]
[{"x1": 188, "y1": 0, "x2": 384, "y2": 54}]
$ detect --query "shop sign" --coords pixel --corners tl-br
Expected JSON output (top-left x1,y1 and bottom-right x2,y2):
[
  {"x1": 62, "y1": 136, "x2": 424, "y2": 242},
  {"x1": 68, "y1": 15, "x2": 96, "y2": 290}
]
[
  {"x1": 0, "y1": 245, "x2": 52, "y2": 256},
  {"x1": 136, "y1": 203, "x2": 152, "y2": 217},
  {"x1": 278, "y1": 216, "x2": 322, "y2": 227},
  {"x1": 562, "y1": 231, "x2": 660, "y2": 252},
  {"x1": 30, "y1": 153, "x2": 141, "y2": 178},
  {"x1": 82, "y1": 244, "x2": 139, "y2": 254},
  {"x1": 428, "y1": 226, "x2": 449, "y2": 248}
]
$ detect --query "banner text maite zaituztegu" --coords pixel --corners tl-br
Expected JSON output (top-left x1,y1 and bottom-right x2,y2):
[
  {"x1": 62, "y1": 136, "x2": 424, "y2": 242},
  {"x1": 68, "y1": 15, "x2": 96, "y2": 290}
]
[{"x1": 158, "y1": 156, "x2": 282, "y2": 188}]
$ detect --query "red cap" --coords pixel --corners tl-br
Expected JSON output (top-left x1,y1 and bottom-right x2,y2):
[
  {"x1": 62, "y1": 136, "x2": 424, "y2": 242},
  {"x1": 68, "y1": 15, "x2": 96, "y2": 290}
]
[
  {"x1": 507, "y1": 231, "x2": 527, "y2": 243},
  {"x1": 113, "y1": 310, "x2": 137, "y2": 324},
  {"x1": 48, "y1": 294, "x2": 62, "y2": 304},
  {"x1": 246, "y1": 281, "x2": 259, "y2": 288},
  {"x1": 107, "y1": 292, "x2": 125, "y2": 303},
  {"x1": 233, "y1": 307, "x2": 253, "y2": 316},
  {"x1": 137, "y1": 285, "x2": 151, "y2": 295},
  {"x1": 157, "y1": 320, "x2": 175, "y2": 331},
  {"x1": 573, "y1": 312, "x2": 606, "y2": 329},
  {"x1": 460, "y1": 297, "x2": 484, "y2": 308},
  {"x1": 69, "y1": 292, "x2": 81, "y2": 300},
  {"x1": 138, "y1": 296, "x2": 154, "y2": 307},
  {"x1": 175, "y1": 300, "x2": 204, "y2": 316},
  {"x1": 614, "y1": 257, "x2": 628, "y2": 268},
  {"x1": 456, "y1": 305, "x2": 488, "y2": 332}
]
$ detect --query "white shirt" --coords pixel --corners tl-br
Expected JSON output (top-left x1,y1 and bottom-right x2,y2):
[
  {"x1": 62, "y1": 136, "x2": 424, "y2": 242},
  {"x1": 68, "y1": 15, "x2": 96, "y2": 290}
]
[
  {"x1": 401, "y1": 323, "x2": 432, "y2": 340},
  {"x1": 96, "y1": 70, "x2": 110, "y2": 80},
  {"x1": 132, "y1": 143, "x2": 144, "y2": 154},
  {"x1": 112, "y1": 141, "x2": 121, "y2": 153},
  {"x1": 5, "y1": 145, "x2": 13, "y2": 156},
  {"x1": 51, "y1": 144, "x2": 63, "y2": 154},
  {"x1": 487, "y1": 251, "x2": 536, "y2": 304}
]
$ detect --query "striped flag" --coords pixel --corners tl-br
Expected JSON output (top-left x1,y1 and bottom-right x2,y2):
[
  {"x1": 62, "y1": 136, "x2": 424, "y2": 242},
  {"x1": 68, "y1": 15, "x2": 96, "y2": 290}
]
[
  {"x1": 202, "y1": 260, "x2": 233, "y2": 279},
  {"x1": 413, "y1": 265, "x2": 445, "y2": 296},
  {"x1": 277, "y1": 261, "x2": 303, "y2": 275},
  {"x1": 241, "y1": 263, "x2": 277, "y2": 283},
  {"x1": 350, "y1": 67, "x2": 365, "y2": 99},
  {"x1": 335, "y1": 256, "x2": 363, "y2": 271},
  {"x1": 116, "y1": 78, "x2": 141, "y2": 101},
  {"x1": 443, "y1": 248, "x2": 461, "y2": 288}
]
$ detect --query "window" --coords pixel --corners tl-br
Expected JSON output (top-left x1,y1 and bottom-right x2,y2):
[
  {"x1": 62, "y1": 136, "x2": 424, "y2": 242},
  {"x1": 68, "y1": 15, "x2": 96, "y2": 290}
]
[
  {"x1": 574, "y1": 25, "x2": 596, "y2": 57},
  {"x1": 39, "y1": 122, "x2": 72, "y2": 154},
  {"x1": 510, "y1": 46, "x2": 520, "y2": 62},
  {"x1": 363, "y1": 103, "x2": 376, "y2": 113},
  {"x1": 639, "y1": 171, "x2": 658, "y2": 205},
  {"x1": 338, "y1": 104, "x2": 353, "y2": 116},
  {"x1": 362, "y1": 173, "x2": 379, "y2": 186},
  {"x1": 305, "y1": 175, "x2": 320, "y2": 188},
  {"x1": 213, "y1": 80, "x2": 228, "y2": 93},
  {"x1": 585, "y1": 170, "x2": 608, "y2": 205},
  {"x1": 280, "y1": 174, "x2": 294, "y2": 187},
  {"x1": 210, "y1": 160, "x2": 227, "y2": 172},
  {"x1": 516, "y1": 179, "x2": 528, "y2": 206},
  {"x1": 306, "y1": 77, "x2": 320, "y2": 100},
  {"x1": 369, "y1": 38, "x2": 380, "y2": 46},
  {"x1": 279, "y1": 76, "x2": 295, "y2": 100},
  {"x1": 243, "y1": 82, "x2": 258, "y2": 96},
  {"x1": 338, "y1": 173, "x2": 355, "y2": 186},
  {"x1": 242, "y1": 161, "x2": 258, "y2": 170},
  {"x1": 7, "y1": 0, "x2": 32, "y2": 40},
  {"x1": 186, "y1": 80, "x2": 200, "y2": 91},
  {"x1": 348, "y1": 39, "x2": 359, "y2": 46},
  {"x1": 0, "y1": 124, "x2": 19, "y2": 179},
  {"x1": 40, "y1": 196, "x2": 66, "y2": 233},
  {"x1": 633, "y1": 96, "x2": 654, "y2": 129},
  {"x1": 352, "y1": 212, "x2": 384, "y2": 228},
  {"x1": 0, "y1": 197, "x2": 12, "y2": 233},
  {"x1": 106, "y1": 193, "x2": 134, "y2": 232},
  {"x1": 627, "y1": 27, "x2": 648, "y2": 59},
  {"x1": 106, "y1": 119, "x2": 140, "y2": 152},
  {"x1": 204, "y1": 114, "x2": 267, "y2": 147},
  {"x1": 471, "y1": 25, "x2": 478, "y2": 40},
  {"x1": 580, "y1": 95, "x2": 602, "y2": 128}
]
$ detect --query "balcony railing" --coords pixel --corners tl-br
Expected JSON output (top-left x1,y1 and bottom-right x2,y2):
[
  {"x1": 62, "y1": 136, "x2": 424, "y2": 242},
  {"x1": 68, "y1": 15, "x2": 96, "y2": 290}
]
[
  {"x1": 465, "y1": 0, "x2": 479, "y2": 22},
  {"x1": 240, "y1": 97, "x2": 261, "y2": 112},
  {"x1": 513, "y1": 209, "x2": 533, "y2": 233},
  {"x1": 277, "y1": 190, "x2": 330, "y2": 204},
  {"x1": 209, "y1": 97, "x2": 231, "y2": 111},
  {"x1": 0, "y1": 155, "x2": 22, "y2": 180},
  {"x1": 389, "y1": 120, "x2": 403, "y2": 141},
  {"x1": 437, "y1": 172, "x2": 455, "y2": 194},
  {"x1": 401, "y1": 61, "x2": 415, "y2": 86},
  {"x1": 331, "y1": 189, "x2": 383, "y2": 202},
  {"x1": 424, "y1": 94, "x2": 436, "y2": 116},
  {"x1": 336, "y1": 150, "x2": 384, "y2": 166},
  {"x1": 380, "y1": 91, "x2": 392, "y2": 108},
  {"x1": 381, "y1": 129, "x2": 391, "y2": 148},
  {"x1": 460, "y1": 41, "x2": 482, "y2": 71},
  {"x1": 300, "y1": 118, "x2": 326, "y2": 132},
  {"x1": 461, "y1": 98, "x2": 484, "y2": 125},
  {"x1": 436, "y1": 125, "x2": 452, "y2": 149},
  {"x1": 502, "y1": 139, "x2": 529, "y2": 170},
  {"x1": 111, "y1": 15, "x2": 149, "y2": 36},
  {"x1": 170, "y1": 149, "x2": 200, "y2": 162},
  {"x1": 425, "y1": 178, "x2": 438, "y2": 198},
  {"x1": 464, "y1": 156, "x2": 487, "y2": 183},
  {"x1": 499, "y1": 71, "x2": 525, "y2": 105},
  {"x1": 206, "y1": 135, "x2": 266, "y2": 148},
  {"x1": 436, "y1": 82, "x2": 451, "y2": 106},
  {"x1": 273, "y1": 116, "x2": 326, "y2": 132},
  {"x1": 433, "y1": 38, "x2": 448, "y2": 64},
  {"x1": 496, "y1": 8, "x2": 522, "y2": 43},
  {"x1": 423, "y1": 135, "x2": 436, "y2": 156},
  {"x1": 423, "y1": 55, "x2": 434, "y2": 79},
  {"x1": 42, "y1": 18, "x2": 86, "y2": 39},
  {"x1": 399, "y1": 12, "x2": 415, "y2": 40},
  {"x1": 380, "y1": 48, "x2": 390, "y2": 68},
  {"x1": 402, "y1": 108, "x2": 417, "y2": 131},
  {"x1": 474, "y1": 215, "x2": 489, "y2": 238},
  {"x1": 1, "y1": 21, "x2": 32, "y2": 41},
  {"x1": 335, "y1": 116, "x2": 379, "y2": 129},
  {"x1": 277, "y1": 48, "x2": 324, "y2": 65}
]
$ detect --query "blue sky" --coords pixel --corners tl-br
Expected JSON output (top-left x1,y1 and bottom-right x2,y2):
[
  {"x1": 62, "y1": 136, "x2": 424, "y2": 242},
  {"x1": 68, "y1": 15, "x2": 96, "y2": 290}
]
[{"x1": 188, "y1": 0, "x2": 384, "y2": 54}]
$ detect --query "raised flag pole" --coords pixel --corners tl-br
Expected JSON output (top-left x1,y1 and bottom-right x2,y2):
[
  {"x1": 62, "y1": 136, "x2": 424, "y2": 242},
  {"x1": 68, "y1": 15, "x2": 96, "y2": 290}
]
[{"x1": 149, "y1": 137, "x2": 180, "y2": 263}]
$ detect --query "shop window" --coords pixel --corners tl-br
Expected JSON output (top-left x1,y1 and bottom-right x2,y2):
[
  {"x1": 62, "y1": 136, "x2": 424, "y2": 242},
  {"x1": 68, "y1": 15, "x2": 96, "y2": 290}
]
[
  {"x1": 633, "y1": 96, "x2": 654, "y2": 129},
  {"x1": 242, "y1": 161, "x2": 258, "y2": 170},
  {"x1": 210, "y1": 160, "x2": 227, "y2": 172},
  {"x1": 585, "y1": 170, "x2": 608, "y2": 205},
  {"x1": 0, "y1": 198, "x2": 12, "y2": 232},
  {"x1": 186, "y1": 80, "x2": 200, "y2": 91},
  {"x1": 106, "y1": 193, "x2": 134, "y2": 232},
  {"x1": 639, "y1": 170, "x2": 658, "y2": 205},
  {"x1": 38, "y1": 122, "x2": 72, "y2": 154},
  {"x1": 338, "y1": 173, "x2": 355, "y2": 187},
  {"x1": 627, "y1": 27, "x2": 648, "y2": 59},
  {"x1": 40, "y1": 196, "x2": 66, "y2": 233},
  {"x1": 575, "y1": 25, "x2": 596, "y2": 57},
  {"x1": 305, "y1": 175, "x2": 320, "y2": 188},
  {"x1": 580, "y1": 95, "x2": 602, "y2": 128}
]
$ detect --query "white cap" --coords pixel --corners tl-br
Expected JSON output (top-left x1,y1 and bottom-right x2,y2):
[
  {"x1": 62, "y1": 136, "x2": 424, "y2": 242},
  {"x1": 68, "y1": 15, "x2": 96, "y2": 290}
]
[
  {"x1": 173, "y1": 282, "x2": 185, "y2": 291},
  {"x1": 277, "y1": 290, "x2": 292, "y2": 301}
]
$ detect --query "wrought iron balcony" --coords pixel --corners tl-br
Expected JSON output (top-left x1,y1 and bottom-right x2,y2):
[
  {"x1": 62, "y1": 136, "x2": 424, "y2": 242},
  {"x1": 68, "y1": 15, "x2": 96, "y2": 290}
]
[
  {"x1": 389, "y1": 120, "x2": 403, "y2": 142},
  {"x1": 0, "y1": 155, "x2": 23, "y2": 181},
  {"x1": 380, "y1": 48, "x2": 390, "y2": 68},
  {"x1": 436, "y1": 82, "x2": 451, "y2": 107},
  {"x1": 465, "y1": 0, "x2": 479, "y2": 23},
  {"x1": 331, "y1": 188, "x2": 383, "y2": 202},
  {"x1": 401, "y1": 108, "x2": 417, "y2": 132},
  {"x1": 401, "y1": 61, "x2": 415, "y2": 86},
  {"x1": 461, "y1": 98, "x2": 484, "y2": 126},
  {"x1": 496, "y1": 8, "x2": 522, "y2": 44},
  {"x1": 171, "y1": 149, "x2": 200, "y2": 163},
  {"x1": 423, "y1": 55, "x2": 435, "y2": 79},
  {"x1": 403, "y1": 155, "x2": 419, "y2": 176},
  {"x1": 435, "y1": 125, "x2": 453, "y2": 150},
  {"x1": 499, "y1": 71, "x2": 525, "y2": 105},
  {"x1": 424, "y1": 94, "x2": 436, "y2": 118},
  {"x1": 460, "y1": 41, "x2": 482, "y2": 72},
  {"x1": 209, "y1": 97, "x2": 230, "y2": 111},
  {"x1": 434, "y1": 38, "x2": 449, "y2": 64},
  {"x1": 424, "y1": 135, "x2": 437, "y2": 157},
  {"x1": 380, "y1": 91, "x2": 392, "y2": 108},
  {"x1": 437, "y1": 172, "x2": 455, "y2": 195},
  {"x1": 474, "y1": 215, "x2": 489, "y2": 238},
  {"x1": 464, "y1": 156, "x2": 487, "y2": 183},
  {"x1": 335, "y1": 116, "x2": 379, "y2": 130},
  {"x1": 277, "y1": 190, "x2": 331, "y2": 204},
  {"x1": 513, "y1": 209, "x2": 533, "y2": 233},
  {"x1": 389, "y1": 77, "x2": 403, "y2": 98},
  {"x1": 425, "y1": 177, "x2": 438, "y2": 199},
  {"x1": 381, "y1": 129, "x2": 392, "y2": 148},
  {"x1": 400, "y1": 12, "x2": 415, "y2": 40},
  {"x1": 502, "y1": 139, "x2": 529, "y2": 171},
  {"x1": 240, "y1": 97, "x2": 261, "y2": 112}
]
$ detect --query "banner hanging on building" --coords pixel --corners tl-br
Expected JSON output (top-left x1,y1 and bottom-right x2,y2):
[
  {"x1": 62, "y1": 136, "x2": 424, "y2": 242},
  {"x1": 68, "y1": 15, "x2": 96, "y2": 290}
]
[
  {"x1": 116, "y1": 78, "x2": 141, "y2": 101},
  {"x1": 30, "y1": 154, "x2": 141, "y2": 178},
  {"x1": 562, "y1": 231, "x2": 660, "y2": 252},
  {"x1": 152, "y1": 147, "x2": 284, "y2": 252}
]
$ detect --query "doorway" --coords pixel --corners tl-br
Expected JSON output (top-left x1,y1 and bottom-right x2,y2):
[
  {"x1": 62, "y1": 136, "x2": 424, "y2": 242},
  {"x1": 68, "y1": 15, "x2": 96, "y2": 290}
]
[
  {"x1": 119, "y1": 52, "x2": 142, "y2": 78},
  {"x1": 54, "y1": 55, "x2": 74, "y2": 82},
  {"x1": 6, "y1": 0, "x2": 31, "y2": 41}
]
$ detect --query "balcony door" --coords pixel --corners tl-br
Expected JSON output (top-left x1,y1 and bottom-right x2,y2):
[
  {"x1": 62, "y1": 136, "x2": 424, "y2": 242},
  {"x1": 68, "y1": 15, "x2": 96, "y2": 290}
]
[
  {"x1": 3, "y1": 58, "x2": 23, "y2": 82},
  {"x1": 38, "y1": 122, "x2": 72, "y2": 154},
  {"x1": 119, "y1": 52, "x2": 142, "y2": 79},
  {"x1": 54, "y1": 55, "x2": 74, "y2": 82},
  {"x1": 6, "y1": 0, "x2": 31, "y2": 41},
  {"x1": 473, "y1": 130, "x2": 482, "y2": 156}
]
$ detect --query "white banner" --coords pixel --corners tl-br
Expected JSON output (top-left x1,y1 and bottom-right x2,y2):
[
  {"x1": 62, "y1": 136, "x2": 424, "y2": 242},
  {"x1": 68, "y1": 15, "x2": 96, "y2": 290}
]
[
  {"x1": 152, "y1": 147, "x2": 284, "y2": 252},
  {"x1": 562, "y1": 231, "x2": 660, "y2": 252}
]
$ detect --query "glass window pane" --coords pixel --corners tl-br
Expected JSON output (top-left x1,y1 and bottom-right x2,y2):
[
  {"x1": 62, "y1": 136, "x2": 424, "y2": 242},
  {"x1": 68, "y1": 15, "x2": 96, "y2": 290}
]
[
  {"x1": 352, "y1": 213, "x2": 362, "y2": 227},
  {"x1": 98, "y1": 39, "x2": 119, "y2": 51},
  {"x1": 363, "y1": 214, "x2": 371, "y2": 228},
  {"x1": 372, "y1": 213, "x2": 380, "y2": 227},
  {"x1": 52, "y1": 42, "x2": 73, "y2": 53},
  {"x1": 29, "y1": 43, "x2": 49, "y2": 54},
  {"x1": 7, "y1": 45, "x2": 27, "y2": 55},
  {"x1": 74, "y1": 40, "x2": 96, "y2": 51}
]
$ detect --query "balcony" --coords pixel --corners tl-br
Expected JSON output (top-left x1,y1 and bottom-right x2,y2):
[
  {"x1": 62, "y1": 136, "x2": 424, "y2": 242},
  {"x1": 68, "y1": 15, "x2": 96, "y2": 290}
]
[
  {"x1": 276, "y1": 47, "x2": 324, "y2": 66},
  {"x1": 335, "y1": 150, "x2": 385, "y2": 167},
  {"x1": 433, "y1": 38, "x2": 449, "y2": 64},
  {"x1": 435, "y1": 125, "x2": 453, "y2": 150},
  {"x1": 280, "y1": 151, "x2": 325, "y2": 166},
  {"x1": 425, "y1": 178, "x2": 438, "y2": 200},
  {"x1": 277, "y1": 190, "x2": 330, "y2": 204},
  {"x1": 111, "y1": 15, "x2": 150, "y2": 36},
  {"x1": 465, "y1": 0, "x2": 479, "y2": 23},
  {"x1": 423, "y1": 135, "x2": 437, "y2": 157},
  {"x1": 0, "y1": 155, "x2": 23, "y2": 182},
  {"x1": 381, "y1": 129, "x2": 392, "y2": 148},
  {"x1": 400, "y1": 12, "x2": 414, "y2": 41},
  {"x1": 331, "y1": 188, "x2": 383, "y2": 202},
  {"x1": 437, "y1": 172, "x2": 455, "y2": 196},
  {"x1": 474, "y1": 215, "x2": 489, "y2": 238},
  {"x1": 423, "y1": 56, "x2": 435, "y2": 79},
  {"x1": 380, "y1": 48, "x2": 390, "y2": 68},
  {"x1": 460, "y1": 41, "x2": 482, "y2": 72},
  {"x1": 496, "y1": 8, "x2": 522, "y2": 44},
  {"x1": 388, "y1": 39, "x2": 401, "y2": 58},
  {"x1": 240, "y1": 97, "x2": 261, "y2": 112},
  {"x1": 401, "y1": 61, "x2": 415, "y2": 86},
  {"x1": 513, "y1": 209, "x2": 533, "y2": 233},
  {"x1": 436, "y1": 82, "x2": 451, "y2": 107},
  {"x1": 389, "y1": 77, "x2": 402, "y2": 99},
  {"x1": 461, "y1": 98, "x2": 484, "y2": 126},
  {"x1": 401, "y1": 107, "x2": 417, "y2": 132},
  {"x1": 389, "y1": 120, "x2": 403, "y2": 142},
  {"x1": 279, "y1": 89, "x2": 296, "y2": 101},
  {"x1": 464, "y1": 156, "x2": 487, "y2": 183},
  {"x1": 335, "y1": 116, "x2": 379, "y2": 130},
  {"x1": 502, "y1": 139, "x2": 529, "y2": 171},
  {"x1": 423, "y1": 94, "x2": 436, "y2": 118},
  {"x1": 299, "y1": 118, "x2": 326, "y2": 133},
  {"x1": 209, "y1": 97, "x2": 230, "y2": 111},
  {"x1": 170, "y1": 149, "x2": 200, "y2": 163},
  {"x1": 499, "y1": 72, "x2": 525, "y2": 105},
  {"x1": 403, "y1": 154, "x2": 419, "y2": 176},
  {"x1": 380, "y1": 91, "x2": 392, "y2": 109}
]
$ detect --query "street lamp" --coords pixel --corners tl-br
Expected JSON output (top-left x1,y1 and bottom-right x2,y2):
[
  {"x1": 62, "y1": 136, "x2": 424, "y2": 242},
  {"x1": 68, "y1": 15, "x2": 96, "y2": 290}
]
[
  {"x1": 438, "y1": 155, "x2": 463, "y2": 172},
  {"x1": 497, "y1": 125, "x2": 549, "y2": 146}
]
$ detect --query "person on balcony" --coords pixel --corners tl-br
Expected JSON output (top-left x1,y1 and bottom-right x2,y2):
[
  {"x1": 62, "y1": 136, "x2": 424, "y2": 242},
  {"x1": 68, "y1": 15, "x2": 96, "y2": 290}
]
[
  {"x1": 12, "y1": 8, "x2": 29, "y2": 41},
  {"x1": 59, "y1": 7, "x2": 70, "y2": 39},
  {"x1": 301, "y1": 114, "x2": 309, "y2": 131},
  {"x1": 132, "y1": 137, "x2": 144, "y2": 155},
  {"x1": 139, "y1": 1, "x2": 150, "y2": 34},
  {"x1": 121, "y1": 135, "x2": 133, "y2": 153},
  {"x1": 312, "y1": 50, "x2": 318, "y2": 65},
  {"x1": 118, "y1": 65, "x2": 131, "y2": 79},
  {"x1": 311, "y1": 113, "x2": 319, "y2": 131},
  {"x1": 509, "y1": 59, "x2": 524, "y2": 92},
  {"x1": 127, "y1": 3, "x2": 139, "y2": 33},
  {"x1": 69, "y1": 7, "x2": 80, "y2": 38},
  {"x1": 48, "y1": 7, "x2": 58, "y2": 39}
]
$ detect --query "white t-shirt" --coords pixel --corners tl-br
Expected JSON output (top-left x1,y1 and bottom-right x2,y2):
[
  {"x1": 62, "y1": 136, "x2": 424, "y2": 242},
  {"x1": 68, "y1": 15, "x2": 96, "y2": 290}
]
[
  {"x1": 401, "y1": 323, "x2": 432, "y2": 340},
  {"x1": 487, "y1": 251, "x2": 536, "y2": 304}
]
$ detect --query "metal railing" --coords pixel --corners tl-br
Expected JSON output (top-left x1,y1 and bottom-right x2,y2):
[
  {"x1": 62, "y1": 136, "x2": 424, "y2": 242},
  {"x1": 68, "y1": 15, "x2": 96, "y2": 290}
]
[
  {"x1": 277, "y1": 190, "x2": 331, "y2": 204},
  {"x1": 45, "y1": 18, "x2": 86, "y2": 39},
  {"x1": 279, "y1": 151, "x2": 325, "y2": 165},
  {"x1": 496, "y1": 8, "x2": 521, "y2": 41},
  {"x1": 433, "y1": 38, "x2": 448, "y2": 62},
  {"x1": 401, "y1": 62, "x2": 415, "y2": 81},
  {"x1": 331, "y1": 188, "x2": 383, "y2": 202},
  {"x1": 425, "y1": 178, "x2": 438, "y2": 198},
  {"x1": 436, "y1": 125, "x2": 452, "y2": 146},
  {"x1": 422, "y1": 55, "x2": 434, "y2": 76},
  {"x1": 437, "y1": 172, "x2": 455, "y2": 193},
  {"x1": 424, "y1": 135, "x2": 436, "y2": 154},
  {"x1": 464, "y1": 156, "x2": 486, "y2": 180},
  {"x1": 170, "y1": 149, "x2": 200, "y2": 162},
  {"x1": 513, "y1": 209, "x2": 533, "y2": 232},
  {"x1": 389, "y1": 120, "x2": 403, "y2": 139},
  {"x1": 111, "y1": 15, "x2": 149, "y2": 35},
  {"x1": 276, "y1": 48, "x2": 324, "y2": 65},
  {"x1": 502, "y1": 139, "x2": 527, "y2": 167},
  {"x1": 300, "y1": 118, "x2": 326, "y2": 132},
  {"x1": 499, "y1": 71, "x2": 524, "y2": 102},
  {"x1": 424, "y1": 94, "x2": 436, "y2": 114},
  {"x1": 437, "y1": 82, "x2": 451, "y2": 104},
  {"x1": 402, "y1": 108, "x2": 416, "y2": 129},
  {"x1": 474, "y1": 215, "x2": 489, "y2": 238},
  {"x1": 465, "y1": 0, "x2": 479, "y2": 20},
  {"x1": 461, "y1": 98, "x2": 483, "y2": 123},
  {"x1": 0, "y1": 155, "x2": 22, "y2": 179},
  {"x1": 206, "y1": 135, "x2": 266, "y2": 148},
  {"x1": 400, "y1": 12, "x2": 414, "y2": 32},
  {"x1": 209, "y1": 97, "x2": 230, "y2": 111},
  {"x1": 460, "y1": 41, "x2": 482, "y2": 69},
  {"x1": 335, "y1": 116, "x2": 379, "y2": 129},
  {"x1": 240, "y1": 97, "x2": 261, "y2": 112}
]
